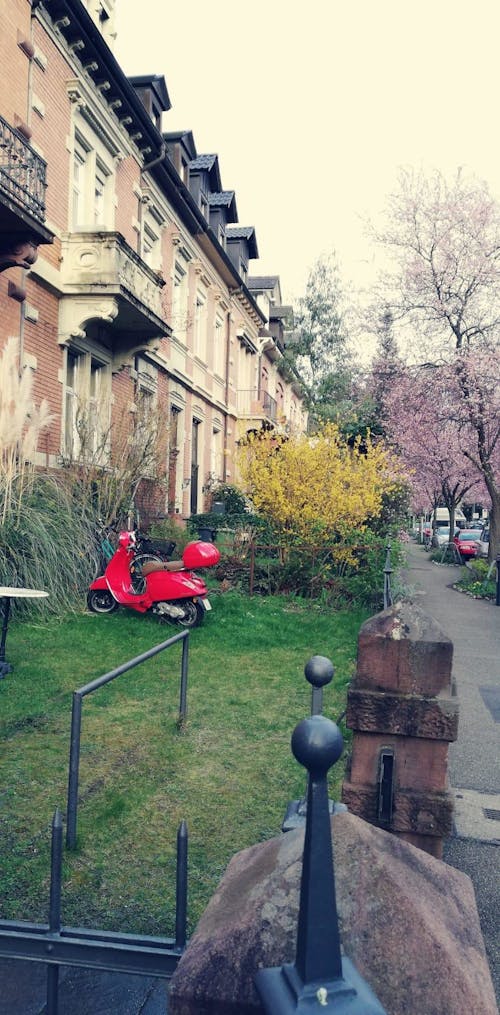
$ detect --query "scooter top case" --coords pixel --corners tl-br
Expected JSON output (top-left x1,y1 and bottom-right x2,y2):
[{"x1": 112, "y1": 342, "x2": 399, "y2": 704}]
[{"x1": 182, "y1": 541, "x2": 221, "y2": 568}]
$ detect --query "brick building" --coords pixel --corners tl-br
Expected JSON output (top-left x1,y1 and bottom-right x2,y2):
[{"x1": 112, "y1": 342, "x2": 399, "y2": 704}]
[{"x1": 0, "y1": 0, "x2": 307, "y2": 524}]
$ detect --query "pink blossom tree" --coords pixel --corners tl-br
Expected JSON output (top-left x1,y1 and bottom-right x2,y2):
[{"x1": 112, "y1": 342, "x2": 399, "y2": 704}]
[
  {"x1": 383, "y1": 364, "x2": 484, "y2": 540},
  {"x1": 372, "y1": 168, "x2": 500, "y2": 558}
]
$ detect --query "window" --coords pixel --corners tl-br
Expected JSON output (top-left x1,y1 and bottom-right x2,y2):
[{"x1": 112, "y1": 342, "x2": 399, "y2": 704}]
[
  {"x1": 193, "y1": 291, "x2": 206, "y2": 360},
  {"x1": 142, "y1": 222, "x2": 160, "y2": 269},
  {"x1": 214, "y1": 314, "x2": 225, "y2": 377},
  {"x1": 168, "y1": 405, "x2": 181, "y2": 513},
  {"x1": 172, "y1": 261, "x2": 188, "y2": 341},
  {"x1": 211, "y1": 426, "x2": 222, "y2": 482},
  {"x1": 94, "y1": 161, "x2": 108, "y2": 226},
  {"x1": 72, "y1": 142, "x2": 87, "y2": 227},
  {"x1": 64, "y1": 348, "x2": 110, "y2": 458},
  {"x1": 180, "y1": 157, "x2": 189, "y2": 184},
  {"x1": 71, "y1": 129, "x2": 113, "y2": 229}
]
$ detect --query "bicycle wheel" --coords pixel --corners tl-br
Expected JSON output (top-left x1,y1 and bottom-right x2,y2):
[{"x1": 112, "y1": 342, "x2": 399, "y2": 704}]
[{"x1": 130, "y1": 553, "x2": 163, "y2": 592}]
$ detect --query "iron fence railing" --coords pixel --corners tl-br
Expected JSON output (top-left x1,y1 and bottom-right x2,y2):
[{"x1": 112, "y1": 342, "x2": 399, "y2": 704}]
[
  {"x1": 0, "y1": 810, "x2": 187, "y2": 1015},
  {"x1": 0, "y1": 111, "x2": 48, "y2": 221},
  {"x1": 66, "y1": 629, "x2": 189, "y2": 849},
  {"x1": 0, "y1": 633, "x2": 191, "y2": 1015},
  {"x1": 383, "y1": 543, "x2": 393, "y2": 610},
  {"x1": 236, "y1": 389, "x2": 278, "y2": 420},
  {"x1": 216, "y1": 538, "x2": 397, "y2": 609}
]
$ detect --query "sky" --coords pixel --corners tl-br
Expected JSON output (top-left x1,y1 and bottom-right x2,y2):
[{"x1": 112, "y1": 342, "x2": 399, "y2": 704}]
[{"x1": 114, "y1": 1, "x2": 500, "y2": 307}]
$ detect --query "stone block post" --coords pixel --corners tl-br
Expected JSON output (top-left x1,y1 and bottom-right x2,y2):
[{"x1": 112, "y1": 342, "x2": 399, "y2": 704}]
[{"x1": 341, "y1": 602, "x2": 458, "y2": 858}]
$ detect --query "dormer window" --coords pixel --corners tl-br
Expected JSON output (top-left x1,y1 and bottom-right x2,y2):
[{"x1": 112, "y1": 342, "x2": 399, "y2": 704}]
[
  {"x1": 200, "y1": 195, "x2": 208, "y2": 219},
  {"x1": 240, "y1": 261, "x2": 247, "y2": 283}
]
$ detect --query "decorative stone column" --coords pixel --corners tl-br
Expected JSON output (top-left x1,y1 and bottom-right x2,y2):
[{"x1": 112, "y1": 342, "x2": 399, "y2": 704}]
[{"x1": 341, "y1": 602, "x2": 458, "y2": 858}]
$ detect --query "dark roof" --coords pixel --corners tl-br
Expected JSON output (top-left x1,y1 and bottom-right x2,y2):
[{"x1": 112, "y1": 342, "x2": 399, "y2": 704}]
[
  {"x1": 226, "y1": 226, "x2": 254, "y2": 239},
  {"x1": 208, "y1": 191, "x2": 235, "y2": 207},
  {"x1": 247, "y1": 276, "x2": 279, "y2": 290},
  {"x1": 189, "y1": 154, "x2": 218, "y2": 171},
  {"x1": 271, "y1": 305, "x2": 293, "y2": 319},
  {"x1": 128, "y1": 74, "x2": 171, "y2": 112},
  {"x1": 225, "y1": 225, "x2": 258, "y2": 260},
  {"x1": 208, "y1": 190, "x2": 238, "y2": 224},
  {"x1": 163, "y1": 130, "x2": 197, "y2": 163}
]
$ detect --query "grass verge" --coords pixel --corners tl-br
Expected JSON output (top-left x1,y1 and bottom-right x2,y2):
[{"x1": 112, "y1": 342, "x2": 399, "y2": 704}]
[{"x1": 0, "y1": 590, "x2": 368, "y2": 936}]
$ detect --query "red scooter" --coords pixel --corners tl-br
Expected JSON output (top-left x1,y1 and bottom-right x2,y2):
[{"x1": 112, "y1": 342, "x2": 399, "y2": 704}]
[{"x1": 87, "y1": 531, "x2": 220, "y2": 628}]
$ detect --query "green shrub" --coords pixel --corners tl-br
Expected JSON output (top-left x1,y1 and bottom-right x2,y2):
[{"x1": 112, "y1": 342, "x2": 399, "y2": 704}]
[
  {"x1": 215, "y1": 530, "x2": 404, "y2": 608},
  {"x1": 207, "y1": 482, "x2": 248, "y2": 515},
  {"x1": 0, "y1": 474, "x2": 97, "y2": 616},
  {"x1": 147, "y1": 516, "x2": 191, "y2": 554},
  {"x1": 455, "y1": 558, "x2": 496, "y2": 600}
]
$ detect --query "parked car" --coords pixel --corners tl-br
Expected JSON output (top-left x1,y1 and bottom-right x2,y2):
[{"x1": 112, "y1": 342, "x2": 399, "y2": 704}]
[
  {"x1": 433, "y1": 528, "x2": 452, "y2": 548},
  {"x1": 474, "y1": 527, "x2": 490, "y2": 559},
  {"x1": 453, "y1": 529, "x2": 480, "y2": 560}
]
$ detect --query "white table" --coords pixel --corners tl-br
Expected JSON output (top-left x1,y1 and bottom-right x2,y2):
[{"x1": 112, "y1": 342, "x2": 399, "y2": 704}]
[{"x1": 0, "y1": 587, "x2": 49, "y2": 677}]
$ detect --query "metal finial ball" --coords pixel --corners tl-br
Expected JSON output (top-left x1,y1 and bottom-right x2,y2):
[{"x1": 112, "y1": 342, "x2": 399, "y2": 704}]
[
  {"x1": 304, "y1": 655, "x2": 334, "y2": 689},
  {"x1": 291, "y1": 715, "x2": 344, "y2": 774}
]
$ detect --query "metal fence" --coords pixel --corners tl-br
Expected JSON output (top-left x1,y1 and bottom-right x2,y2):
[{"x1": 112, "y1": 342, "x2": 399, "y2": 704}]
[
  {"x1": 0, "y1": 810, "x2": 187, "y2": 1015},
  {"x1": 0, "y1": 632, "x2": 191, "y2": 1014},
  {"x1": 67, "y1": 629, "x2": 189, "y2": 848},
  {"x1": 383, "y1": 543, "x2": 393, "y2": 610},
  {"x1": 217, "y1": 538, "x2": 396, "y2": 606},
  {"x1": 0, "y1": 110, "x2": 48, "y2": 221}
]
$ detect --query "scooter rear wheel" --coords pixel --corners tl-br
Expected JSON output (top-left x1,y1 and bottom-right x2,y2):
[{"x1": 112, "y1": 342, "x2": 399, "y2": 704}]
[
  {"x1": 87, "y1": 590, "x2": 119, "y2": 614},
  {"x1": 177, "y1": 600, "x2": 205, "y2": 628}
]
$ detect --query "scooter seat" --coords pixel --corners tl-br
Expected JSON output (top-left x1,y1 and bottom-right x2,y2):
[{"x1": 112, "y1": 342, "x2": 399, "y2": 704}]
[{"x1": 141, "y1": 560, "x2": 184, "y2": 577}]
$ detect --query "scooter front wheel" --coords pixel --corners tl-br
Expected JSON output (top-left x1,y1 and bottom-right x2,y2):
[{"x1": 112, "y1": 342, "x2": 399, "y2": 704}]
[
  {"x1": 177, "y1": 599, "x2": 205, "y2": 628},
  {"x1": 87, "y1": 590, "x2": 119, "y2": 614}
]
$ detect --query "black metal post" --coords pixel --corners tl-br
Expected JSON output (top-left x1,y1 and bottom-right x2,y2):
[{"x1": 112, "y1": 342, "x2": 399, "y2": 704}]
[
  {"x1": 179, "y1": 635, "x2": 189, "y2": 723},
  {"x1": 66, "y1": 692, "x2": 82, "y2": 849},
  {"x1": 383, "y1": 543, "x2": 393, "y2": 610},
  {"x1": 496, "y1": 555, "x2": 500, "y2": 607},
  {"x1": 0, "y1": 595, "x2": 13, "y2": 677},
  {"x1": 175, "y1": 820, "x2": 188, "y2": 951},
  {"x1": 306, "y1": 655, "x2": 334, "y2": 715},
  {"x1": 46, "y1": 809, "x2": 63, "y2": 1015},
  {"x1": 282, "y1": 656, "x2": 342, "y2": 832},
  {"x1": 255, "y1": 714, "x2": 387, "y2": 1013},
  {"x1": 66, "y1": 632, "x2": 189, "y2": 848}
]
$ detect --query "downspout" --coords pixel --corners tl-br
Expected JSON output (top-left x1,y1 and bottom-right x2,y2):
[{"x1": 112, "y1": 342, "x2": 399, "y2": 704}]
[
  {"x1": 141, "y1": 141, "x2": 167, "y2": 175},
  {"x1": 223, "y1": 308, "x2": 231, "y2": 482}
]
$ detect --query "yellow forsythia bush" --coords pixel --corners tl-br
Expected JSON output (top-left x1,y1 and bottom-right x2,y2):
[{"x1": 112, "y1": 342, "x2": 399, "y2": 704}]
[{"x1": 237, "y1": 423, "x2": 396, "y2": 543}]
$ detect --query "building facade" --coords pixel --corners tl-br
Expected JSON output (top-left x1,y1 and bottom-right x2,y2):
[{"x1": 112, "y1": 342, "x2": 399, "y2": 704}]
[{"x1": 0, "y1": 0, "x2": 307, "y2": 525}]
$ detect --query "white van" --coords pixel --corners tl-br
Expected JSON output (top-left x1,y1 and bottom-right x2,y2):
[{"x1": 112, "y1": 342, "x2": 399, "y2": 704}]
[{"x1": 430, "y1": 507, "x2": 466, "y2": 529}]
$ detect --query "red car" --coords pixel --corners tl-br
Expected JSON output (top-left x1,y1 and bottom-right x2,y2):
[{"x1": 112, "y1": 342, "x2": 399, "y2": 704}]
[{"x1": 453, "y1": 530, "x2": 480, "y2": 560}]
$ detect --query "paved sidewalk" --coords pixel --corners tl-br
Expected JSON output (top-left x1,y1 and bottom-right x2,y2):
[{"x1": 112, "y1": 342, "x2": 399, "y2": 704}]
[{"x1": 403, "y1": 541, "x2": 500, "y2": 1000}]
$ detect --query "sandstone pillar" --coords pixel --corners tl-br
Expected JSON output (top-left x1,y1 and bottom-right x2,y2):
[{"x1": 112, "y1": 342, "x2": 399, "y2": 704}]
[{"x1": 341, "y1": 602, "x2": 458, "y2": 858}]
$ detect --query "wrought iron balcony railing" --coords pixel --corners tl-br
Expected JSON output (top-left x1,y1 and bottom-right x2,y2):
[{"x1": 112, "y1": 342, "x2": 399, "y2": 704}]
[
  {"x1": 237, "y1": 390, "x2": 278, "y2": 421},
  {"x1": 0, "y1": 113, "x2": 48, "y2": 223}
]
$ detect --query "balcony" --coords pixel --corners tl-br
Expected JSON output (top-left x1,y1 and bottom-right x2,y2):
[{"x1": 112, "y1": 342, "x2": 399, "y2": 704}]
[
  {"x1": 237, "y1": 389, "x2": 278, "y2": 423},
  {"x1": 59, "y1": 231, "x2": 171, "y2": 355},
  {"x1": 0, "y1": 113, "x2": 48, "y2": 223},
  {"x1": 0, "y1": 113, "x2": 53, "y2": 268}
]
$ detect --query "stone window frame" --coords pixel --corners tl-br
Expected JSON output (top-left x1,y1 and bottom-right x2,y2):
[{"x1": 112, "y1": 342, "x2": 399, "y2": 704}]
[{"x1": 63, "y1": 341, "x2": 112, "y2": 461}]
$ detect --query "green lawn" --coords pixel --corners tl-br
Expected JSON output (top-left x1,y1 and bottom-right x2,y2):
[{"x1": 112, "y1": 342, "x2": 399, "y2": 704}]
[{"x1": 0, "y1": 590, "x2": 368, "y2": 936}]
